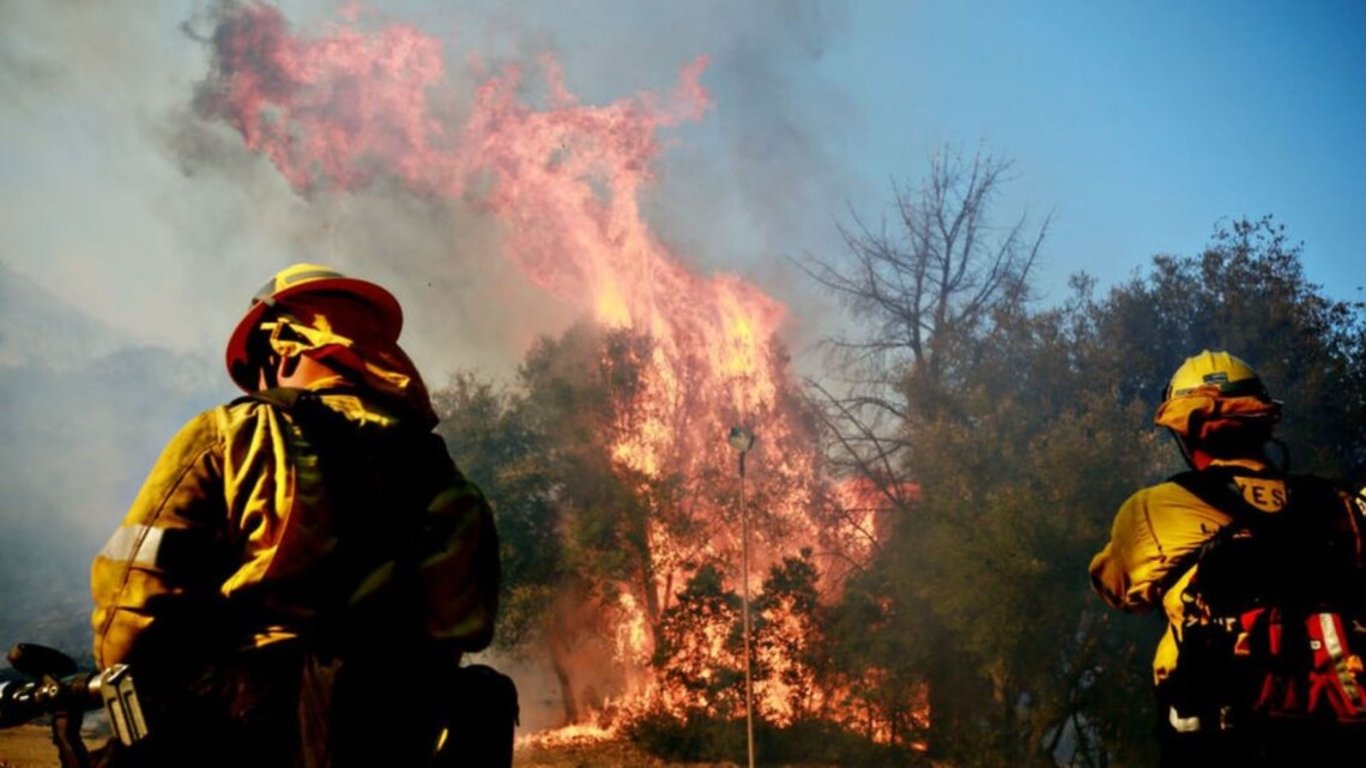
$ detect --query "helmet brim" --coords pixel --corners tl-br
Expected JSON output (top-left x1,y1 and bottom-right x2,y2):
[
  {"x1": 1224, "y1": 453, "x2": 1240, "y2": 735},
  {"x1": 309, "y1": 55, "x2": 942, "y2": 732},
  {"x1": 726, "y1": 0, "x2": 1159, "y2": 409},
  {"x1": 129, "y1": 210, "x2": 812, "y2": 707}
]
[{"x1": 224, "y1": 275, "x2": 403, "y2": 393}]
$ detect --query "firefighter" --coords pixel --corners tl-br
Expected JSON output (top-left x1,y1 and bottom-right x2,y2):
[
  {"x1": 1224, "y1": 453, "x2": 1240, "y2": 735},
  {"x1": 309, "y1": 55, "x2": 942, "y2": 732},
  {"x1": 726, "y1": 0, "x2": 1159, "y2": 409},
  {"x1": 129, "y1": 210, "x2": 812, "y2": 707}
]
[
  {"x1": 1089, "y1": 349, "x2": 1366, "y2": 765},
  {"x1": 90, "y1": 264, "x2": 503, "y2": 767}
]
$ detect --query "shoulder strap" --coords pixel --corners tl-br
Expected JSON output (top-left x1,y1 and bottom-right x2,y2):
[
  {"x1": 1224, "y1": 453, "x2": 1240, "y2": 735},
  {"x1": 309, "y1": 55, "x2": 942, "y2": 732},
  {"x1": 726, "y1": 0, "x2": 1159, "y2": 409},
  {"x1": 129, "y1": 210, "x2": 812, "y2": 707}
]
[
  {"x1": 1156, "y1": 470, "x2": 1266, "y2": 598},
  {"x1": 1168, "y1": 469, "x2": 1267, "y2": 525}
]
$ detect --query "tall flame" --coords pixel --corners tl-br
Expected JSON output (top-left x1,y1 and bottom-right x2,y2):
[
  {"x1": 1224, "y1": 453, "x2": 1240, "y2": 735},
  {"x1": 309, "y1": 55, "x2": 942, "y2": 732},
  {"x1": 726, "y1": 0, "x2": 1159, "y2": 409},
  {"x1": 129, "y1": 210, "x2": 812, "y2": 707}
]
[{"x1": 205, "y1": 2, "x2": 880, "y2": 735}]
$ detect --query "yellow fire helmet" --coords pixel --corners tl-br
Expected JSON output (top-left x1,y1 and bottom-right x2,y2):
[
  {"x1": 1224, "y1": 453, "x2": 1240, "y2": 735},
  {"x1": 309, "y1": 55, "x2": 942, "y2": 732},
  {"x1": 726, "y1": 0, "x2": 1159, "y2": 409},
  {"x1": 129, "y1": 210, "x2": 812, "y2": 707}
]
[
  {"x1": 1153, "y1": 349, "x2": 1282, "y2": 440},
  {"x1": 225, "y1": 263, "x2": 403, "y2": 392}
]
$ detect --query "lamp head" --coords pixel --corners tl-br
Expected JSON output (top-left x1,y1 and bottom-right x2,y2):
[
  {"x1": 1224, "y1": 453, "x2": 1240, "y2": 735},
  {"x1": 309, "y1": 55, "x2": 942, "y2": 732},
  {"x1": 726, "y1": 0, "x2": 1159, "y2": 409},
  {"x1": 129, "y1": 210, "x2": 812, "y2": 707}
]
[{"x1": 728, "y1": 426, "x2": 756, "y2": 453}]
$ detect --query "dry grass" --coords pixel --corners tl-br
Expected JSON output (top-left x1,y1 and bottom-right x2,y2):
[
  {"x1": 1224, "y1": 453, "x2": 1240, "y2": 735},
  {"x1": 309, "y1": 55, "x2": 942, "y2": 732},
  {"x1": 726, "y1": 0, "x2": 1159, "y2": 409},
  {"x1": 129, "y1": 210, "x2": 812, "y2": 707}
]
[
  {"x1": 0, "y1": 725, "x2": 66, "y2": 768},
  {"x1": 0, "y1": 727, "x2": 741, "y2": 768},
  {"x1": 514, "y1": 738, "x2": 731, "y2": 767}
]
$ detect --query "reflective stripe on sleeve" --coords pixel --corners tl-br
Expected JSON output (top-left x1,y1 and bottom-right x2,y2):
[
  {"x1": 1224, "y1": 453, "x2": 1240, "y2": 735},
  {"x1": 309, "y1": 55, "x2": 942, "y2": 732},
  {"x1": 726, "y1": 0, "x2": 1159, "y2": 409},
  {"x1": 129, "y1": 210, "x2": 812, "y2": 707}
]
[
  {"x1": 1168, "y1": 706, "x2": 1201, "y2": 733},
  {"x1": 1320, "y1": 612, "x2": 1364, "y2": 708},
  {"x1": 99, "y1": 525, "x2": 165, "y2": 568}
]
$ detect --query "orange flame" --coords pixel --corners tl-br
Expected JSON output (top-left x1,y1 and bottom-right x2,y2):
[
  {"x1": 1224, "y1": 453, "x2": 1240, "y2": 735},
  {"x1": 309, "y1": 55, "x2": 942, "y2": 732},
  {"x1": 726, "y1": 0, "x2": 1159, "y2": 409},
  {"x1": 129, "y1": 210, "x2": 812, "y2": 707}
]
[{"x1": 207, "y1": 1, "x2": 888, "y2": 736}]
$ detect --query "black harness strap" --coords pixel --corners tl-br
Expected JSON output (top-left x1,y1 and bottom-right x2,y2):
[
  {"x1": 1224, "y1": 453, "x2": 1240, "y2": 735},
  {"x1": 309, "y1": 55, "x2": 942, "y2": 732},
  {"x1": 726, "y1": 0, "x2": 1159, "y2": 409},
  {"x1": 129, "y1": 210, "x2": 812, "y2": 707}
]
[
  {"x1": 1168, "y1": 469, "x2": 1272, "y2": 522},
  {"x1": 1153, "y1": 470, "x2": 1264, "y2": 598}
]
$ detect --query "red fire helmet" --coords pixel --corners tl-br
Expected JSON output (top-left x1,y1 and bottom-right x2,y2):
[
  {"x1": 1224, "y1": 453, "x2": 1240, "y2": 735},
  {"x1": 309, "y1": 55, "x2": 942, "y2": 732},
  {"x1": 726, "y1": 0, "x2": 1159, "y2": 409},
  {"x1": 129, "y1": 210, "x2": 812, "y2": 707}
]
[{"x1": 224, "y1": 263, "x2": 403, "y2": 392}]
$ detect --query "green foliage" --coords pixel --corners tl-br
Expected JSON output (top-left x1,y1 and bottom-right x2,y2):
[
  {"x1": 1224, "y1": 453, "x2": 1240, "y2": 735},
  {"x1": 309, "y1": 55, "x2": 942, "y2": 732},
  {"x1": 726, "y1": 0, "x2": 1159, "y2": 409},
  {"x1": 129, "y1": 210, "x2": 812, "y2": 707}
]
[
  {"x1": 518, "y1": 322, "x2": 662, "y2": 592},
  {"x1": 434, "y1": 372, "x2": 562, "y2": 649},
  {"x1": 821, "y1": 567, "x2": 931, "y2": 746},
  {"x1": 435, "y1": 323, "x2": 663, "y2": 658},
  {"x1": 628, "y1": 709, "x2": 746, "y2": 764},
  {"x1": 886, "y1": 298, "x2": 1161, "y2": 765},
  {"x1": 628, "y1": 710, "x2": 924, "y2": 766}
]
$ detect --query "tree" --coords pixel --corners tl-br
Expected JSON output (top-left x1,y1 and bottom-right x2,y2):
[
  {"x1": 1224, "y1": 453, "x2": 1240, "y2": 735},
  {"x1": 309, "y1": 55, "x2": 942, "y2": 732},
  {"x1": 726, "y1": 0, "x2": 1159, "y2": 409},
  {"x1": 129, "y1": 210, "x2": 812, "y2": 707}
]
[
  {"x1": 890, "y1": 294, "x2": 1165, "y2": 765},
  {"x1": 802, "y1": 145, "x2": 1051, "y2": 760},
  {"x1": 800, "y1": 146, "x2": 1048, "y2": 493},
  {"x1": 434, "y1": 373, "x2": 561, "y2": 651},
  {"x1": 1087, "y1": 216, "x2": 1366, "y2": 477},
  {"x1": 437, "y1": 323, "x2": 659, "y2": 723},
  {"x1": 652, "y1": 564, "x2": 746, "y2": 718},
  {"x1": 751, "y1": 551, "x2": 827, "y2": 723}
]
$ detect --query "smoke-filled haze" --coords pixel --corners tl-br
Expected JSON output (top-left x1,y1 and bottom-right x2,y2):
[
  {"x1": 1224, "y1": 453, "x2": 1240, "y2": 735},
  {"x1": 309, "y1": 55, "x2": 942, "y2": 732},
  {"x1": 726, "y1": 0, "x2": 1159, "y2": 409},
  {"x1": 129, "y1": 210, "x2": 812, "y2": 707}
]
[{"x1": 2, "y1": 0, "x2": 1361, "y2": 707}]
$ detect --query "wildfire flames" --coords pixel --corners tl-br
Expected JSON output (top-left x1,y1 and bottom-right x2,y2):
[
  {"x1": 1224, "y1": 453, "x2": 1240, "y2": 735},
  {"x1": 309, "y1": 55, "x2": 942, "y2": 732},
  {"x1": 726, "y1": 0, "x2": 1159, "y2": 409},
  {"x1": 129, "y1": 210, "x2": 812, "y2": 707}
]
[{"x1": 204, "y1": 1, "x2": 888, "y2": 741}]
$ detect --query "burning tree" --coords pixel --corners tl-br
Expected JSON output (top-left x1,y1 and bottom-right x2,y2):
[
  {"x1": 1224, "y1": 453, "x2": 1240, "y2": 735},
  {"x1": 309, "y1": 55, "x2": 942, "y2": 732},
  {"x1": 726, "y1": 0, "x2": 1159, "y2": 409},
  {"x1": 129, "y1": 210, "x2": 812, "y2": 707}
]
[{"x1": 438, "y1": 322, "x2": 878, "y2": 734}]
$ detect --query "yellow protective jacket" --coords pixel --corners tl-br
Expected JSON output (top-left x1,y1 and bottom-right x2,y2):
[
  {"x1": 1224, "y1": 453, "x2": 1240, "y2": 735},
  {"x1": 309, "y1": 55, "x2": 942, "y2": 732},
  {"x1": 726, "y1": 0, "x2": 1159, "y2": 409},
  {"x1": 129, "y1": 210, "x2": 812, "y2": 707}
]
[
  {"x1": 91, "y1": 382, "x2": 499, "y2": 672},
  {"x1": 1089, "y1": 461, "x2": 1297, "y2": 685}
]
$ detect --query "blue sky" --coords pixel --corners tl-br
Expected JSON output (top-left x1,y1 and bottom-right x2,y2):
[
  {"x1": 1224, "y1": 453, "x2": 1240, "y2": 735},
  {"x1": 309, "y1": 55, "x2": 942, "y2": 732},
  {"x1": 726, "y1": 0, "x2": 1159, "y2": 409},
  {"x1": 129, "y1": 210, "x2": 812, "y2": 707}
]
[
  {"x1": 1, "y1": 1, "x2": 1362, "y2": 380},
  {"x1": 820, "y1": 1, "x2": 1365, "y2": 301}
]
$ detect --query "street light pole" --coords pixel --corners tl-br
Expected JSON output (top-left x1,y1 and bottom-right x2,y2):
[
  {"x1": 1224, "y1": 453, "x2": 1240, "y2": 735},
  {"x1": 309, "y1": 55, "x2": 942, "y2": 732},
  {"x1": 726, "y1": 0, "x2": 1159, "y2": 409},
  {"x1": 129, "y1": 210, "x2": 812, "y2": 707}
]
[{"x1": 727, "y1": 426, "x2": 757, "y2": 768}]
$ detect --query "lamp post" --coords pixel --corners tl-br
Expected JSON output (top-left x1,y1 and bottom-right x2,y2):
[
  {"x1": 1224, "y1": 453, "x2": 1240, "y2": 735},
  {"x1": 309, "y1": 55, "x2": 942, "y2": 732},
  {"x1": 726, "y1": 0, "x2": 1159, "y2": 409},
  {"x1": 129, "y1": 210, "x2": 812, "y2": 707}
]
[{"x1": 727, "y1": 426, "x2": 757, "y2": 768}]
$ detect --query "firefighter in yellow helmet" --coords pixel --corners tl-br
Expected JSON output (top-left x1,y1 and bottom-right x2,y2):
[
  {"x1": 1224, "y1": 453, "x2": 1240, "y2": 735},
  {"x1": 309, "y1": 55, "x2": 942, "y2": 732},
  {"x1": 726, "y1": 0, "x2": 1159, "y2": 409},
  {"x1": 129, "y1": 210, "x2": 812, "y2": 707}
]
[
  {"x1": 1090, "y1": 350, "x2": 1366, "y2": 765},
  {"x1": 90, "y1": 264, "x2": 508, "y2": 767}
]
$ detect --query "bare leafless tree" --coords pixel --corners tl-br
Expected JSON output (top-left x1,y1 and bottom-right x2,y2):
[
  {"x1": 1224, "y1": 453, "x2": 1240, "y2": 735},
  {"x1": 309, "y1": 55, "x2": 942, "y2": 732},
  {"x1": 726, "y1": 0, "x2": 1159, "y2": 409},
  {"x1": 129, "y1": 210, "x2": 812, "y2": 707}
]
[{"x1": 798, "y1": 146, "x2": 1049, "y2": 488}]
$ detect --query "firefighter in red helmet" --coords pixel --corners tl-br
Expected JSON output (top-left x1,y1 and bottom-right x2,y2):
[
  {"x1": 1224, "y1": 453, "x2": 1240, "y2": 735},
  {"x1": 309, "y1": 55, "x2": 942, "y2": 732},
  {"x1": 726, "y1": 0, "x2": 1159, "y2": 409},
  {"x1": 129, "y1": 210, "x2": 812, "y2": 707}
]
[
  {"x1": 1091, "y1": 350, "x2": 1366, "y2": 765},
  {"x1": 90, "y1": 264, "x2": 509, "y2": 767}
]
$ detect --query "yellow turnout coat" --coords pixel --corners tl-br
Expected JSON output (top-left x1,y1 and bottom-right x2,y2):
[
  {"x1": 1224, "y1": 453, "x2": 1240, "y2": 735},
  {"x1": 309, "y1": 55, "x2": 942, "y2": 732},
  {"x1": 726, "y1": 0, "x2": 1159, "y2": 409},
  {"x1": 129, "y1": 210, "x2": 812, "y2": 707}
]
[
  {"x1": 1088, "y1": 461, "x2": 1290, "y2": 685},
  {"x1": 91, "y1": 381, "x2": 499, "y2": 671}
]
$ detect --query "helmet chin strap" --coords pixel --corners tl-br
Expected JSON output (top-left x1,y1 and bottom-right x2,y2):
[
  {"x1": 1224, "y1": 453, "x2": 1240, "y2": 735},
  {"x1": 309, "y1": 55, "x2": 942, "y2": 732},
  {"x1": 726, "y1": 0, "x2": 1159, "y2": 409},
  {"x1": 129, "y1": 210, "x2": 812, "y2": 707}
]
[
  {"x1": 1265, "y1": 437, "x2": 1291, "y2": 473},
  {"x1": 257, "y1": 356, "x2": 280, "y2": 390},
  {"x1": 1168, "y1": 429, "x2": 1203, "y2": 471},
  {"x1": 257, "y1": 354, "x2": 307, "y2": 391},
  {"x1": 1172, "y1": 411, "x2": 1204, "y2": 471},
  {"x1": 251, "y1": 310, "x2": 312, "y2": 391}
]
